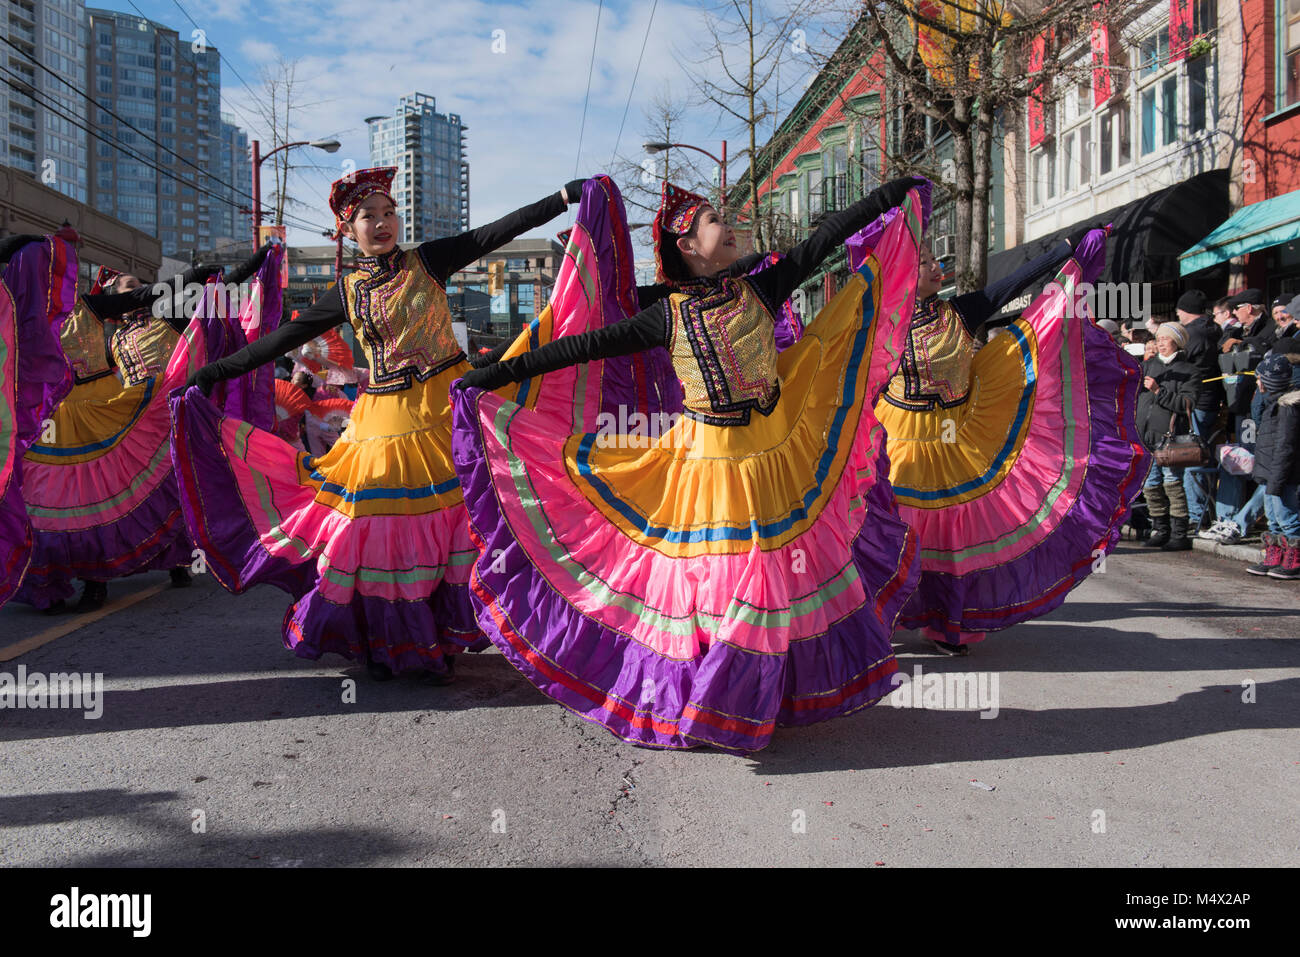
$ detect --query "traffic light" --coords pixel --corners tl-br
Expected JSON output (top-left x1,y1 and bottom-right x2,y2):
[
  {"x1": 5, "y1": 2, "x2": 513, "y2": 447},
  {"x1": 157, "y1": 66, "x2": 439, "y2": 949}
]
[{"x1": 488, "y1": 259, "x2": 505, "y2": 295}]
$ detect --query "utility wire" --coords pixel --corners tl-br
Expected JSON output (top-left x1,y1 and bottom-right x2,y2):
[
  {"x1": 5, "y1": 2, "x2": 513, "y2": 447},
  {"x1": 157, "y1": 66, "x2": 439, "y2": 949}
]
[
  {"x1": 574, "y1": 0, "x2": 604, "y2": 179},
  {"x1": 0, "y1": 69, "x2": 331, "y2": 236},
  {"x1": 608, "y1": 0, "x2": 659, "y2": 170}
]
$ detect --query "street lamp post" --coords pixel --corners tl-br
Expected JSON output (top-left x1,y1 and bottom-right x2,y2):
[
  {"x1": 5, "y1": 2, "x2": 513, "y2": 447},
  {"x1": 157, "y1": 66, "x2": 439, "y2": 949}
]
[
  {"x1": 643, "y1": 140, "x2": 728, "y2": 215},
  {"x1": 250, "y1": 137, "x2": 341, "y2": 246}
]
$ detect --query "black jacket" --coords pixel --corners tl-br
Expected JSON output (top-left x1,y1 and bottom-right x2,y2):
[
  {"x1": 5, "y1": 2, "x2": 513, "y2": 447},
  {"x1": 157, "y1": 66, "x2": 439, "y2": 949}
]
[
  {"x1": 1137, "y1": 353, "x2": 1202, "y2": 450},
  {"x1": 1252, "y1": 388, "x2": 1300, "y2": 495},
  {"x1": 1183, "y1": 314, "x2": 1223, "y2": 411}
]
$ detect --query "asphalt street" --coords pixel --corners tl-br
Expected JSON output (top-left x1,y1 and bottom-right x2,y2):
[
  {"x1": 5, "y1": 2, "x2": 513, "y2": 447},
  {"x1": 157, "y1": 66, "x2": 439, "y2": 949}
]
[{"x1": 1, "y1": 541, "x2": 1297, "y2": 867}]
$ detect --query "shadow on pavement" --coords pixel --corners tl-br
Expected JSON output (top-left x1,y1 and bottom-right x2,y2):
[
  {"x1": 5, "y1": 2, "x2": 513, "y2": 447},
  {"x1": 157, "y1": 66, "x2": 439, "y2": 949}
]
[{"x1": 0, "y1": 653, "x2": 550, "y2": 742}]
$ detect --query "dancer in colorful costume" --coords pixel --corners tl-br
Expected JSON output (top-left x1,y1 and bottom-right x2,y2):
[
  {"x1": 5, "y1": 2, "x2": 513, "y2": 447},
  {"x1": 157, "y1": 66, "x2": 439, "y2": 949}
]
[
  {"x1": 0, "y1": 232, "x2": 78, "y2": 607},
  {"x1": 848, "y1": 219, "x2": 1151, "y2": 654},
  {"x1": 11, "y1": 241, "x2": 277, "y2": 612},
  {"x1": 177, "y1": 168, "x2": 586, "y2": 682},
  {"x1": 452, "y1": 176, "x2": 925, "y2": 753}
]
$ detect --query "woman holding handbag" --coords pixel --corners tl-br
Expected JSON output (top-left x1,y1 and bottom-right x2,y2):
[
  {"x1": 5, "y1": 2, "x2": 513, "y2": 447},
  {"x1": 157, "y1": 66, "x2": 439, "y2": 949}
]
[{"x1": 1138, "y1": 322, "x2": 1204, "y2": 550}]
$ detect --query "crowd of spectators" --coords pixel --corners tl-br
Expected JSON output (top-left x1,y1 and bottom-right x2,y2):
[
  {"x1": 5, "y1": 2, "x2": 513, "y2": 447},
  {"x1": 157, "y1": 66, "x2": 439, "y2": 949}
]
[{"x1": 1102, "y1": 288, "x2": 1300, "y2": 581}]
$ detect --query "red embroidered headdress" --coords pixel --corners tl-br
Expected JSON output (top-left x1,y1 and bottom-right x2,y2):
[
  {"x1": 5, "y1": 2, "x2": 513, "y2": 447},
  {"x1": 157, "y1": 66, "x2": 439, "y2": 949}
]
[
  {"x1": 652, "y1": 181, "x2": 708, "y2": 283},
  {"x1": 90, "y1": 265, "x2": 121, "y2": 295},
  {"x1": 329, "y1": 167, "x2": 398, "y2": 238}
]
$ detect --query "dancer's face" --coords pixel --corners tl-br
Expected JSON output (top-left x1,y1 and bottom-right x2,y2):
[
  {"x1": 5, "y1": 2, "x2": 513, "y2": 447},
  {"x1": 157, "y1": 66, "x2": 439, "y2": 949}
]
[
  {"x1": 917, "y1": 245, "x2": 944, "y2": 299},
  {"x1": 677, "y1": 206, "x2": 737, "y2": 276},
  {"x1": 113, "y1": 274, "x2": 141, "y2": 292},
  {"x1": 344, "y1": 194, "x2": 400, "y2": 256}
]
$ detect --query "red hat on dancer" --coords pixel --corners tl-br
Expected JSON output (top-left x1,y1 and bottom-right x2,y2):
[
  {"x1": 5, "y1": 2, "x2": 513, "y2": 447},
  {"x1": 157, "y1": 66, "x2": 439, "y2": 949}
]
[
  {"x1": 90, "y1": 265, "x2": 121, "y2": 295},
  {"x1": 652, "y1": 180, "x2": 709, "y2": 283},
  {"x1": 329, "y1": 167, "x2": 398, "y2": 238}
]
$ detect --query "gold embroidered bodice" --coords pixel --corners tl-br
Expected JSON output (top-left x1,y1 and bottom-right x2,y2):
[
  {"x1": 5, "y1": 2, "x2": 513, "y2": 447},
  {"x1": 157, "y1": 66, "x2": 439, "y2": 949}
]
[
  {"x1": 61, "y1": 300, "x2": 114, "y2": 384},
  {"x1": 884, "y1": 296, "x2": 978, "y2": 412},
  {"x1": 110, "y1": 311, "x2": 180, "y2": 387},
  {"x1": 666, "y1": 277, "x2": 780, "y2": 425},
  {"x1": 340, "y1": 248, "x2": 463, "y2": 395}
]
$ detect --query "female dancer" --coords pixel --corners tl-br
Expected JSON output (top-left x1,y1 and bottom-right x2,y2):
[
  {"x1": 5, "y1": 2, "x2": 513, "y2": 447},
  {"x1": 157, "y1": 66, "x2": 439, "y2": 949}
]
[
  {"x1": 176, "y1": 168, "x2": 586, "y2": 683},
  {"x1": 451, "y1": 175, "x2": 925, "y2": 752},
  {"x1": 13, "y1": 242, "x2": 276, "y2": 612},
  {"x1": 849, "y1": 218, "x2": 1150, "y2": 654}
]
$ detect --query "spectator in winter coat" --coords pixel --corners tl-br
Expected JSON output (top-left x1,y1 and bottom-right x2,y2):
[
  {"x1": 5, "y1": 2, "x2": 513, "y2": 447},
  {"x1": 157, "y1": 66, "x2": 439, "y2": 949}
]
[
  {"x1": 1176, "y1": 289, "x2": 1224, "y2": 531},
  {"x1": 1247, "y1": 352, "x2": 1300, "y2": 580},
  {"x1": 1222, "y1": 288, "x2": 1277, "y2": 357},
  {"x1": 1137, "y1": 322, "x2": 1203, "y2": 552}
]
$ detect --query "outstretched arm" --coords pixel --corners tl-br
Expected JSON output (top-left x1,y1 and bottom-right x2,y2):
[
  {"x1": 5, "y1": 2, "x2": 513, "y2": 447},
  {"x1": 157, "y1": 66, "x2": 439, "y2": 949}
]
[
  {"x1": 187, "y1": 284, "x2": 347, "y2": 394},
  {"x1": 746, "y1": 177, "x2": 923, "y2": 313},
  {"x1": 223, "y1": 241, "x2": 276, "y2": 286},
  {"x1": 459, "y1": 302, "x2": 668, "y2": 391},
  {"x1": 417, "y1": 181, "x2": 585, "y2": 283},
  {"x1": 952, "y1": 239, "x2": 1074, "y2": 334}
]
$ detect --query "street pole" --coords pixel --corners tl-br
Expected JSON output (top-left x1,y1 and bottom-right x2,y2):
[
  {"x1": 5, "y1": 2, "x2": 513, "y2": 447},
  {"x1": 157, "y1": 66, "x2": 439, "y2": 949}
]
[
  {"x1": 720, "y1": 140, "x2": 727, "y2": 216},
  {"x1": 251, "y1": 139, "x2": 262, "y2": 248}
]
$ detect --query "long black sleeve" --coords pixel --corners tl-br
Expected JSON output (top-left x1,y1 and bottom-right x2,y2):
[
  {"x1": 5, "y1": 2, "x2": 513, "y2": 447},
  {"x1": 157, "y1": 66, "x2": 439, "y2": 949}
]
[
  {"x1": 462, "y1": 303, "x2": 668, "y2": 391},
  {"x1": 953, "y1": 240, "x2": 1072, "y2": 334},
  {"x1": 223, "y1": 242, "x2": 274, "y2": 286},
  {"x1": 417, "y1": 192, "x2": 567, "y2": 284},
  {"x1": 745, "y1": 192, "x2": 896, "y2": 312},
  {"x1": 82, "y1": 263, "x2": 213, "y2": 322},
  {"x1": 197, "y1": 283, "x2": 346, "y2": 384},
  {"x1": 470, "y1": 281, "x2": 677, "y2": 371}
]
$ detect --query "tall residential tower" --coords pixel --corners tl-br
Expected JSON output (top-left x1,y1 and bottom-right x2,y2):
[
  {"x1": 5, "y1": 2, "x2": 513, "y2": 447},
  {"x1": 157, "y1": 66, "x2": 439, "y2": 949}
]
[{"x1": 366, "y1": 92, "x2": 468, "y2": 244}]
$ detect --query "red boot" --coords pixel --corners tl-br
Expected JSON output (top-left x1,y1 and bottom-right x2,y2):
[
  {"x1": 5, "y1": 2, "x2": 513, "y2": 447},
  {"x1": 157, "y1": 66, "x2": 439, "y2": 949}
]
[
  {"x1": 1247, "y1": 533, "x2": 1284, "y2": 576},
  {"x1": 1267, "y1": 536, "x2": 1300, "y2": 580}
]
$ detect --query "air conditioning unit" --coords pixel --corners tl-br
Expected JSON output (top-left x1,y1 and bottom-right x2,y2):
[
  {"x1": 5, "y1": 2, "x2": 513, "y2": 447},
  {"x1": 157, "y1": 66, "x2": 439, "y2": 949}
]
[{"x1": 933, "y1": 234, "x2": 955, "y2": 260}]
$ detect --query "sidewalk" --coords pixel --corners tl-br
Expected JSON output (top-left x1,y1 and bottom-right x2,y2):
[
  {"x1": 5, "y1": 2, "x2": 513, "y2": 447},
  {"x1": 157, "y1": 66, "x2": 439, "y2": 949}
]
[{"x1": 1121, "y1": 526, "x2": 1260, "y2": 564}]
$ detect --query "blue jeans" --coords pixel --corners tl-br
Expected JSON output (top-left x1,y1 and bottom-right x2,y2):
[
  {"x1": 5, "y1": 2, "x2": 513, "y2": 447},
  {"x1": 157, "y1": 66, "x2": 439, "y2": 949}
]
[
  {"x1": 1182, "y1": 408, "x2": 1218, "y2": 527},
  {"x1": 1263, "y1": 484, "x2": 1300, "y2": 538},
  {"x1": 1215, "y1": 470, "x2": 1266, "y2": 534},
  {"x1": 1145, "y1": 461, "x2": 1185, "y2": 487}
]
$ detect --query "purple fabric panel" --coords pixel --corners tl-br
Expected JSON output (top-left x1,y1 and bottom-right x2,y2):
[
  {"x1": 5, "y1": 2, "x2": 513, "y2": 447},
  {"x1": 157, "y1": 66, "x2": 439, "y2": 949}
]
[
  {"x1": 847, "y1": 179, "x2": 933, "y2": 271},
  {"x1": 1, "y1": 237, "x2": 77, "y2": 605}
]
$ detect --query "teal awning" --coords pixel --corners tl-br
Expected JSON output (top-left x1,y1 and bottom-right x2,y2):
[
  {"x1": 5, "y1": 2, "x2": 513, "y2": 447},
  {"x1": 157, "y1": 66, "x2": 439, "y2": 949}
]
[{"x1": 1179, "y1": 188, "x2": 1300, "y2": 275}]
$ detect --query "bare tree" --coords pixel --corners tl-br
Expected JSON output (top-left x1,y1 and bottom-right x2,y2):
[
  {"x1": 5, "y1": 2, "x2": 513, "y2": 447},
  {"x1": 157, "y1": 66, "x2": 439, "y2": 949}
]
[
  {"x1": 255, "y1": 55, "x2": 301, "y2": 226},
  {"x1": 609, "y1": 85, "x2": 715, "y2": 232},
  {"x1": 679, "y1": 0, "x2": 816, "y2": 252},
  {"x1": 805, "y1": 0, "x2": 1102, "y2": 291}
]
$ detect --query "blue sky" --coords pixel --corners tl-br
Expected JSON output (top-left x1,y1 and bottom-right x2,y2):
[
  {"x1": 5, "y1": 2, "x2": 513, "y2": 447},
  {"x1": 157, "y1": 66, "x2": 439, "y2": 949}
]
[{"x1": 117, "y1": 0, "x2": 836, "y2": 253}]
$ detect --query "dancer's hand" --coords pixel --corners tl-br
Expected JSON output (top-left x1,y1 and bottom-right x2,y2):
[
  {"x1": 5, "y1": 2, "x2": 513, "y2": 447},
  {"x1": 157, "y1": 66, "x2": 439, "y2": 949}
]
[
  {"x1": 876, "y1": 176, "x2": 926, "y2": 211},
  {"x1": 562, "y1": 179, "x2": 589, "y2": 204},
  {"x1": 454, "y1": 368, "x2": 488, "y2": 391},
  {"x1": 186, "y1": 365, "x2": 220, "y2": 397},
  {"x1": 1065, "y1": 223, "x2": 1105, "y2": 249}
]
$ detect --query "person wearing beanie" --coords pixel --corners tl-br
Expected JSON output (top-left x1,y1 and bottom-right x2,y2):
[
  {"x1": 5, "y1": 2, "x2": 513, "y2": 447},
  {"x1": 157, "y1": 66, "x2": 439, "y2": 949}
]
[
  {"x1": 1137, "y1": 322, "x2": 1202, "y2": 550},
  {"x1": 1247, "y1": 352, "x2": 1300, "y2": 579},
  {"x1": 1176, "y1": 288, "x2": 1223, "y2": 533},
  {"x1": 1097, "y1": 318, "x2": 1122, "y2": 341}
]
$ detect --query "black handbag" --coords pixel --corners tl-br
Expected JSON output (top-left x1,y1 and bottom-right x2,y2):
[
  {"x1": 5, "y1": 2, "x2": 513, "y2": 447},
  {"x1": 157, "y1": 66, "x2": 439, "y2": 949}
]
[{"x1": 1154, "y1": 395, "x2": 1213, "y2": 467}]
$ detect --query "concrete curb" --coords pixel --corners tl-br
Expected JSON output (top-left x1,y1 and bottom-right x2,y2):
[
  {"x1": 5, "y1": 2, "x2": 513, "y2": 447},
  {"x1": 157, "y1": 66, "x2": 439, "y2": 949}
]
[{"x1": 1121, "y1": 527, "x2": 1261, "y2": 564}]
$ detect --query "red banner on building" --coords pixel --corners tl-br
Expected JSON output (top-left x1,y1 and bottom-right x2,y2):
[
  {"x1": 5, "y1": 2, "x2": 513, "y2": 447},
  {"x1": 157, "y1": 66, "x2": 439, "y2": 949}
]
[
  {"x1": 1091, "y1": 3, "x2": 1112, "y2": 106},
  {"x1": 1169, "y1": 0, "x2": 1195, "y2": 61},
  {"x1": 1027, "y1": 31, "x2": 1048, "y2": 148}
]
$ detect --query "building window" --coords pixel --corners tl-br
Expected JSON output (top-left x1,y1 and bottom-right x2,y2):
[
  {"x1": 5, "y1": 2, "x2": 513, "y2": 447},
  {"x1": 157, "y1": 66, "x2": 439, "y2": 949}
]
[{"x1": 1282, "y1": 0, "x2": 1300, "y2": 109}]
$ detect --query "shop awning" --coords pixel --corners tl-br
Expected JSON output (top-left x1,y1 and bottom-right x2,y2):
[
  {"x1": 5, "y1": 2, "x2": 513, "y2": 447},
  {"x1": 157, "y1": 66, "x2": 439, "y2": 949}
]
[
  {"x1": 1178, "y1": 187, "x2": 1300, "y2": 275},
  {"x1": 986, "y1": 168, "x2": 1231, "y2": 294}
]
